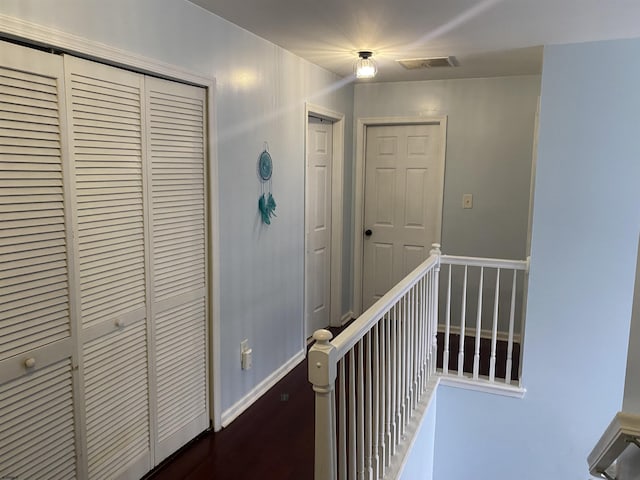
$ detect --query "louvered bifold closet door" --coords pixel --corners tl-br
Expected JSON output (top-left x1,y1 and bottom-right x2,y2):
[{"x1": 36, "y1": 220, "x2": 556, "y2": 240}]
[
  {"x1": 0, "y1": 41, "x2": 77, "y2": 479},
  {"x1": 64, "y1": 56, "x2": 152, "y2": 480},
  {"x1": 145, "y1": 76, "x2": 208, "y2": 463}
]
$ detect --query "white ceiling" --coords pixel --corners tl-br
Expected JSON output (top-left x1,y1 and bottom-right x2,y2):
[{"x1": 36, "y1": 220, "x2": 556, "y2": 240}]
[{"x1": 188, "y1": 0, "x2": 640, "y2": 82}]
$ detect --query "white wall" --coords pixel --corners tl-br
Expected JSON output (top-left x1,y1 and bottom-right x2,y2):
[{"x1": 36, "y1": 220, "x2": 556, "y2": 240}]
[
  {"x1": 623, "y1": 238, "x2": 640, "y2": 414},
  {"x1": 354, "y1": 76, "x2": 540, "y2": 260},
  {"x1": 0, "y1": 0, "x2": 354, "y2": 419},
  {"x1": 434, "y1": 38, "x2": 640, "y2": 479},
  {"x1": 399, "y1": 392, "x2": 437, "y2": 480}
]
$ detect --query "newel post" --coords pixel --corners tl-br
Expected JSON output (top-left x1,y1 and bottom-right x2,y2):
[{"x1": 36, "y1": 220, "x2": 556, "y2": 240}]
[
  {"x1": 308, "y1": 329, "x2": 338, "y2": 480},
  {"x1": 430, "y1": 243, "x2": 442, "y2": 374}
]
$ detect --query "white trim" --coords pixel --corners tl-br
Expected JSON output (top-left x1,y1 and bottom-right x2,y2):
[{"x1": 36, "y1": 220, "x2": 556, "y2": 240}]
[
  {"x1": 341, "y1": 311, "x2": 354, "y2": 325},
  {"x1": 220, "y1": 350, "x2": 306, "y2": 427},
  {"x1": 439, "y1": 324, "x2": 523, "y2": 344},
  {"x1": 440, "y1": 254, "x2": 528, "y2": 271},
  {"x1": 207, "y1": 82, "x2": 222, "y2": 431},
  {"x1": 0, "y1": 13, "x2": 222, "y2": 430},
  {"x1": 390, "y1": 377, "x2": 439, "y2": 480},
  {"x1": 0, "y1": 13, "x2": 212, "y2": 87},
  {"x1": 438, "y1": 373, "x2": 526, "y2": 398},
  {"x1": 588, "y1": 411, "x2": 640, "y2": 477},
  {"x1": 304, "y1": 103, "x2": 345, "y2": 343},
  {"x1": 353, "y1": 116, "x2": 448, "y2": 316}
]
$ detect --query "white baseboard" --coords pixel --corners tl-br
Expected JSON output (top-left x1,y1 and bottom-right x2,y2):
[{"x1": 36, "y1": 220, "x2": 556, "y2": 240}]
[
  {"x1": 438, "y1": 324, "x2": 522, "y2": 343},
  {"x1": 220, "y1": 349, "x2": 305, "y2": 427},
  {"x1": 341, "y1": 311, "x2": 354, "y2": 325},
  {"x1": 438, "y1": 373, "x2": 526, "y2": 398}
]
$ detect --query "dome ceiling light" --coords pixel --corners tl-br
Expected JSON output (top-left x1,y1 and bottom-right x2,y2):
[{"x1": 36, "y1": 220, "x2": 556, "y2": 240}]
[{"x1": 355, "y1": 51, "x2": 377, "y2": 79}]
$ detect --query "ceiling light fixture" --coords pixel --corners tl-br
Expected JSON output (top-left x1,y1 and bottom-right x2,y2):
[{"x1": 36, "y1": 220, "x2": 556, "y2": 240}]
[{"x1": 355, "y1": 51, "x2": 377, "y2": 79}]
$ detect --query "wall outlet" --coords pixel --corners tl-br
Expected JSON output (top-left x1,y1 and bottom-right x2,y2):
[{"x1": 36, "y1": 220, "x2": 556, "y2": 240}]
[
  {"x1": 240, "y1": 339, "x2": 251, "y2": 370},
  {"x1": 241, "y1": 348, "x2": 253, "y2": 370},
  {"x1": 463, "y1": 193, "x2": 473, "y2": 209}
]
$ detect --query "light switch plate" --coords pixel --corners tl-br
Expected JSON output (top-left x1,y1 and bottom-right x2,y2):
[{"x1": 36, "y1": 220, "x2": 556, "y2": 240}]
[{"x1": 463, "y1": 193, "x2": 473, "y2": 209}]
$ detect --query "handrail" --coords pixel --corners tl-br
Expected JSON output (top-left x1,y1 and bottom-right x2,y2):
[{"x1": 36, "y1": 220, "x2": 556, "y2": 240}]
[
  {"x1": 588, "y1": 411, "x2": 640, "y2": 479},
  {"x1": 332, "y1": 254, "x2": 438, "y2": 359},
  {"x1": 441, "y1": 254, "x2": 528, "y2": 271}
]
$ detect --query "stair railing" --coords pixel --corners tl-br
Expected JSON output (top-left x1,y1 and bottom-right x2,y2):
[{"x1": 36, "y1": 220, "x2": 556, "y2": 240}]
[
  {"x1": 438, "y1": 254, "x2": 528, "y2": 389},
  {"x1": 309, "y1": 244, "x2": 442, "y2": 480},
  {"x1": 309, "y1": 245, "x2": 530, "y2": 479}
]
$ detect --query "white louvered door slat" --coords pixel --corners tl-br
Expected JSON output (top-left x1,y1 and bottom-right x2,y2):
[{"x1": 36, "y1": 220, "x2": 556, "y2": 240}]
[
  {"x1": 0, "y1": 40, "x2": 77, "y2": 480},
  {"x1": 145, "y1": 76, "x2": 209, "y2": 464},
  {"x1": 65, "y1": 55, "x2": 151, "y2": 480}
]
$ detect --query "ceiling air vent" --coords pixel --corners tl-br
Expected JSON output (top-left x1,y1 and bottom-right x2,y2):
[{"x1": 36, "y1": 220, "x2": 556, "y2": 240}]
[{"x1": 397, "y1": 56, "x2": 458, "y2": 70}]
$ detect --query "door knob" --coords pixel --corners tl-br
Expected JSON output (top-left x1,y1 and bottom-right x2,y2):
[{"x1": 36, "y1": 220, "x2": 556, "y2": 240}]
[{"x1": 365, "y1": 229, "x2": 373, "y2": 237}]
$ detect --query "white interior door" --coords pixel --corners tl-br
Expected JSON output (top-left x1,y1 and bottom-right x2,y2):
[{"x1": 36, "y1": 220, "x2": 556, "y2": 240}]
[
  {"x1": 362, "y1": 123, "x2": 444, "y2": 309},
  {"x1": 305, "y1": 116, "x2": 333, "y2": 337}
]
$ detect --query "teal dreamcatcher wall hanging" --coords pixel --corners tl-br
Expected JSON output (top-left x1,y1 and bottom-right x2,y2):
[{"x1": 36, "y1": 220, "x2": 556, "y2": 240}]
[{"x1": 257, "y1": 144, "x2": 276, "y2": 224}]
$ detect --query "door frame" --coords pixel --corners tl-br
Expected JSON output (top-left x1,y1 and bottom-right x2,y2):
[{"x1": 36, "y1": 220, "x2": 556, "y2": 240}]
[
  {"x1": 304, "y1": 103, "x2": 345, "y2": 340},
  {"x1": 353, "y1": 116, "x2": 448, "y2": 316}
]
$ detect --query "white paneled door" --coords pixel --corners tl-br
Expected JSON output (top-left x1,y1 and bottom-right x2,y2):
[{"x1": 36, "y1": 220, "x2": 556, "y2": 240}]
[
  {"x1": 0, "y1": 40, "x2": 209, "y2": 480},
  {"x1": 305, "y1": 116, "x2": 333, "y2": 338},
  {"x1": 362, "y1": 124, "x2": 445, "y2": 309}
]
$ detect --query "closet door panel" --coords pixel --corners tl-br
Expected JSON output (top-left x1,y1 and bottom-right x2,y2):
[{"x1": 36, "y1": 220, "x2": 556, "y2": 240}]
[
  {"x1": 146, "y1": 76, "x2": 208, "y2": 463},
  {"x1": 0, "y1": 359, "x2": 76, "y2": 480},
  {"x1": 66, "y1": 57, "x2": 146, "y2": 330},
  {"x1": 64, "y1": 55, "x2": 151, "y2": 479},
  {"x1": 0, "y1": 41, "x2": 77, "y2": 480},
  {"x1": 83, "y1": 322, "x2": 150, "y2": 480},
  {"x1": 0, "y1": 48, "x2": 70, "y2": 362}
]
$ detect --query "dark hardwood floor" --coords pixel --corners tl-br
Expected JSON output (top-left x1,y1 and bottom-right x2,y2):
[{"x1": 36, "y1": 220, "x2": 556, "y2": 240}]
[
  {"x1": 145, "y1": 327, "x2": 519, "y2": 479},
  {"x1": 436, "y1": 332, "x2": 521, "y2": 381},
  {"x1": 146, "y1": 357, "x2": 314, "y2": 480}
]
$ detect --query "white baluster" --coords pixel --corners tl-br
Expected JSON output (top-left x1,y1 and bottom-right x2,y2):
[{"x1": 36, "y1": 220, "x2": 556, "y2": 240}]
[
  {"x1": 458, "y1": 265, "x2": 468, "y2": 377},
  {"x1": 430, "y1": 243, "x2": 442, "y2": 376},
  {"x1": 473, "y1": 267, "x2": 484, "y2": 379},
  {"x1": 308, "y1": 329, "x2": 337, "y2": 480},
  {"x1": 489, "y1": 268, "x2": 501, "y2": 382},
  {"x1": 387, "y1": 307, "x2": 395, "y2": 462},
  {"x1": 349, "y1": 349, "x2": 357, "y2": 479},
  {"x1": 425, "y1": 274, "x2": 431, "y2": 387},
  {"x1": 379, "y1": 315, "x2": 387, "y2": 476},
  {"x1": 365, "y1": 332, "x2": 373, "y2": 479},
  {"x1": 338, "y1": 359, "x2": 347, "y2": 480},
  {"x1": 416, "y1": 281, "x2": 423, "y2": 398},
  {"x1": 357, "y1": 340, "x2": 365, "y2": 480},
  {"x1": 432, "y1": 265, "x2": 439, "y2": 376},
  {"x1": 390, "y1": 304, "x2": 398, "y2": 453},
  {"x1": 372, "y1": 324, "x2": 380, "y2": 480},
  {"x1": 506, "y1": 270, "x2": 517, "y2": 385},
  {"x1": 402, "y1": 294, "x2": 409, "y2": 434},
  {"x1": 444, "y1": 264, "x2": 452, "y2": 375},
  {"x1": 418, "y1": 277, "x2": 425, "y2": 396},
  {"x1": 408, "y1": 287, "x2": 415, "y2": 413},
  {"x1": 398, "y1": 297, "x2": 404, "y2": 437},
  {"x1": 426, "y1": 272, "x2": 431, "y2": 381}
]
